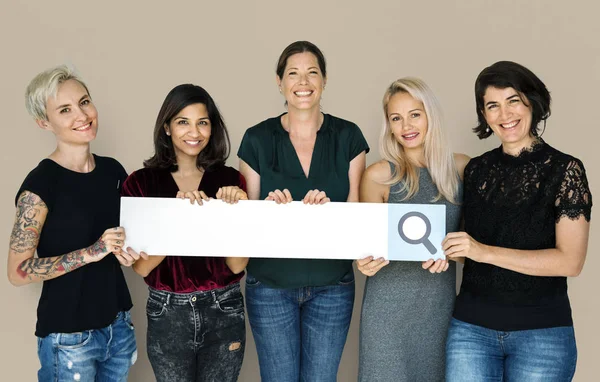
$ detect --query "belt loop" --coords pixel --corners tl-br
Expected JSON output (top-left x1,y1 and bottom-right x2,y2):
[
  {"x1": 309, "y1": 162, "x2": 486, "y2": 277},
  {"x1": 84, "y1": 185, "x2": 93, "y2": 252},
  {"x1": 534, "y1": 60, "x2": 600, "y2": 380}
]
[
  {"x1": 165, "y1": 293, "x2": 171, "y2": 306},
  {"x1": 211, "y1": 290, "x2": 217, "y2": 302}
]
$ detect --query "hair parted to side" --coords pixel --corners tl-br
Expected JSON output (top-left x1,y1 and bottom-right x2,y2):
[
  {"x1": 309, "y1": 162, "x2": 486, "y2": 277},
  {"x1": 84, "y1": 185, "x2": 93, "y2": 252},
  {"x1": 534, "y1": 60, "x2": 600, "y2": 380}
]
[
  {"x1": 144, "y1": 84, "x2": 230, "y2": 172},
  {"x1": 25, "y1": 65, "x2": 90, "y2": 121},
  {"x1": 276, "y1": 40, "x2": 327, "y2": 79},
  {"x1": 380, "y1": 77, "x2": 459, "y2": 204},
  {"x1": 473, "y1": 61, "x2": 551, "y2": 139}
]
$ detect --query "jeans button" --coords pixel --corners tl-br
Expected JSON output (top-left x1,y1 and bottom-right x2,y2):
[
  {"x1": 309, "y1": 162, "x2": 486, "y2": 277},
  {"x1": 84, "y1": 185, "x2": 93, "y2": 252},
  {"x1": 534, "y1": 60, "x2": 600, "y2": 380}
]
[{"x1": 191, "y1": 296, "x2": 197, "y2": 302}]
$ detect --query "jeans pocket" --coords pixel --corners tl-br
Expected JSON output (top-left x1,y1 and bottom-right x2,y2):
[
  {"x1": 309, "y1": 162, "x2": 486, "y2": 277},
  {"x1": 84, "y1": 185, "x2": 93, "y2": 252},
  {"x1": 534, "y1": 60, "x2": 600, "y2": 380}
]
[
  {"x1": 217, "y1": 294, "x2": 245, "y2": 314},
  {"x1": 56, "y1": 331, "x2": 93, "y2": 349},
  {"x1": 244, "y1": 273, "x2": 261, "y2": 287},
  {"x1": 146, "y1": 297, "x2": 166, "y2": 318},
  {"x1": 124, "y1": 310, "x2": 135, "y2": 330},
  {"x1": 337, "y1": 270, "x2": 355, "y2": 285}
]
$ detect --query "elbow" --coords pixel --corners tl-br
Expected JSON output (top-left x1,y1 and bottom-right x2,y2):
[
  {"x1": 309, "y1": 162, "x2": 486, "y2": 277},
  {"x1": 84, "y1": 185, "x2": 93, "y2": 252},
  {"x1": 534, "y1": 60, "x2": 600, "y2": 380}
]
[
  {"x1": 227, "y1": 262, "x2": 247, "y2": 274},
  {"x1": 226, "y1": 258, "x2": 249, "y2": 274},
  {"x1": 7, "y1": 271, "x2": 28, "y2": 287},
  {"x1": 229, "y1": 266, "x2": 246, "y2": 275},
  {"x1": 132, "y1": 264, "x2": 150, "y2": 278},
  {"x1": 566, "y1": 262, "x2": 585, "y2": 277},
  {"x1": 561, "y1": 255, "x2": 586, "y2": 277}
]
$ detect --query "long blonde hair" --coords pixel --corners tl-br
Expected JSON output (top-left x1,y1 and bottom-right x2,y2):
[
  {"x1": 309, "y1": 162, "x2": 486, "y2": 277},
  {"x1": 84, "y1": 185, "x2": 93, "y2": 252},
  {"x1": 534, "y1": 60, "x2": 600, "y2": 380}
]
[{"x1": 380, "y1": 77, "x2": 459, "y2": 204}]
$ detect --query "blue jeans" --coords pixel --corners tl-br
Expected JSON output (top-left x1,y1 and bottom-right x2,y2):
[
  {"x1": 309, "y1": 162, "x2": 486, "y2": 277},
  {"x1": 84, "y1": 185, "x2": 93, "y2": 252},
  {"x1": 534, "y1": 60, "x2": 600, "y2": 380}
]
[
  {"x1": 446, "y1": 318, "x2": 577, "y2": 381},
  {"x1": 146, "y1": 283, "x2": 245, "y2": 382},
  {"x1": 37, "y1": 311, "x2": 137, "y2": 382},
  {"x1": 245, "y1": 272, "x2": 355, "y2": 382}
]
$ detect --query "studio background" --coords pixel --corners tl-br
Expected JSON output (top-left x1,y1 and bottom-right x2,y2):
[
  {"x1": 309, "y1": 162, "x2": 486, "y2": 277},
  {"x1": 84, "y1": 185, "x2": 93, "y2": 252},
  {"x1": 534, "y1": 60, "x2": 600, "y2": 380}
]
[{"x1": 1, "y1": 1, "x2": 597, "y2": 380}]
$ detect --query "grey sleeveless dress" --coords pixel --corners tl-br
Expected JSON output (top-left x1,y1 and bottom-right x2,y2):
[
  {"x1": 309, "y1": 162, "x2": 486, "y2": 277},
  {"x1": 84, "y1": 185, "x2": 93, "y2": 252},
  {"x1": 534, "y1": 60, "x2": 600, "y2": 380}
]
[{"x1": 358, "y1": 164, "x2": 463, "y2": 382}]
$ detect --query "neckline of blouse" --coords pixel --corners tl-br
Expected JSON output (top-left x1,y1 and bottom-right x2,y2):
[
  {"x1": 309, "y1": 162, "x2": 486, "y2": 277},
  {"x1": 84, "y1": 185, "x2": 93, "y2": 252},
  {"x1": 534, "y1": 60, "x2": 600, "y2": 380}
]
[
  {"x1": 496, "y1": 137, "x2": 547, "y2": 165},
  {"x1": 275, "y1": 112, "x2": 330, "y2": 135}
]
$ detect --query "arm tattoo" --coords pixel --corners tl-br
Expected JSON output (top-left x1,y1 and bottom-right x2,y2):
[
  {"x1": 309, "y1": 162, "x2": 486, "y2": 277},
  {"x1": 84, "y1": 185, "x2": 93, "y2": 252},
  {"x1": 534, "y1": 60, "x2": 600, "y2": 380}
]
[
  {"x1": 10, "y1": 192, "x2": 47, "y2": 253},
  {"x1": 16, "y1": 236, "x2": 108, "y2": 281},
  {"x1": 88, "y1": 238, "x2": 107, "y2": 257},
  {"x1": 10, "y1": 192, "x2": 110, "y2": 281},
  {"x1": 17, "y1": 249, "x2": 87, "y2": 281}
]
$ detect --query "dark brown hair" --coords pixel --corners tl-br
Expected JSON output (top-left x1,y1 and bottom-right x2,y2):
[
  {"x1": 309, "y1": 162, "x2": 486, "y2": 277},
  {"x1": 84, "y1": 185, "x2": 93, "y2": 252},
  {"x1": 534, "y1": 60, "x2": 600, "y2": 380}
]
[
  {"x1": 276, "y1": 41, "x2": 327, "y2": 79},
  {"x1": 473, "y1": 61, "x2": 551, "y2": 139},
  {"x1": 144, "y1": 84, "x2": 230, "y2": 171}
]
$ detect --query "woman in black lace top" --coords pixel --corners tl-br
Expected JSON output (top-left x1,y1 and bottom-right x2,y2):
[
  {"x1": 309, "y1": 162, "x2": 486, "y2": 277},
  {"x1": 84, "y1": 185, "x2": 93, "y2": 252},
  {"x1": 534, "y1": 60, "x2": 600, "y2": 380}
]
[{"x1": 443, "y1": 61, "x2": 592, "y2": 381}]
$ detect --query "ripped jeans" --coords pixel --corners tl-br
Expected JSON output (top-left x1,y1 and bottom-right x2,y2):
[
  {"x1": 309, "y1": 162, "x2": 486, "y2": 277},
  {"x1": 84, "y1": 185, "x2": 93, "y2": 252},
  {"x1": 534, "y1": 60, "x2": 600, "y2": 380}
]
[
  {"x1": 37, "y1": 310, "x2": 137, "y2": 382},
  {"x1": 146, "y1": 283, "x2": 245, "y2": 382}
]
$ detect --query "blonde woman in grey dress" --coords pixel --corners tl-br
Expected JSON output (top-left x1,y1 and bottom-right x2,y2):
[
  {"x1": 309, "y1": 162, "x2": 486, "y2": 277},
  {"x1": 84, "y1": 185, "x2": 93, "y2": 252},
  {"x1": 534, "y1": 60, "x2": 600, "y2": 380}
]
[{"x1": 357, "y1": 78, "x2": 469, "y2": 382}]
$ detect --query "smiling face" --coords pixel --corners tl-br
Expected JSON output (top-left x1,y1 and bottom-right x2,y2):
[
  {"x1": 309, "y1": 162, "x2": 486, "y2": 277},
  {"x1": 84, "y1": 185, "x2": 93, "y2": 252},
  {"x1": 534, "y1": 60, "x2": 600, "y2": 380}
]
[
  {"x1": 387, "y1": 92, "x2": 428, "y2": 153},
  {"x1": 39, "y1": 79, "x2": 98, "y2": 144},
  {"x1": 277, "y1": 52, "x2": 326, "y2": 111},
  {"x1": 165, "y1": 103, "x2": 211, "y2": 162},
  {"x1": 482, "y1": 86, "x2": 535, "y2": 152}
]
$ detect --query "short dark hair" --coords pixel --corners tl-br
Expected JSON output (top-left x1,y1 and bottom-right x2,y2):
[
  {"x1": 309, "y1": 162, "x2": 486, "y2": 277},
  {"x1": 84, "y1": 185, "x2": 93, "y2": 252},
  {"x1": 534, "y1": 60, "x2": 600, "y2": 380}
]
[
  {"x1": 473, "y1": 61, "x2": 551, "y2": 139},
  {"x1": 144, "y1": 84, "x2": 230, "y2": 171},
  {"x1": 276, "y1": 41, "x2": 327, "y2": 79}
]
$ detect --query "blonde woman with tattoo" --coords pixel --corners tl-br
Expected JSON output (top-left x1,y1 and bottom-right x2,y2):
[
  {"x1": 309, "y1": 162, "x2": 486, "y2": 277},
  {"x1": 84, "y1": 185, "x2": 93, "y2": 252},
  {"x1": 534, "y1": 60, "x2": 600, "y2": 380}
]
[{"x1": 7, "y1": 65, "x2": 143, "y2": 381}]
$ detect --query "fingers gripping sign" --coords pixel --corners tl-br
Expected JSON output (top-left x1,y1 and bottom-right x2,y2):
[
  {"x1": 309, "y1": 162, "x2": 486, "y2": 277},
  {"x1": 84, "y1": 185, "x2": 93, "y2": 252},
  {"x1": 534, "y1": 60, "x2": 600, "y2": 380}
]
[
  {"x1": 176, "y1": 190, "x2": 211, "y2": 205},
  {"x1": 356, "y1": 256, "x2": 390, "y2": 276},
  {"x1": 265, "y1": 189, "x2": 293, "y2": 204},
  {"x1": 216, "y1": 186, "x2": 248, "y2": 204},
  {"x1": 303, "y1": 189, "x2": 330, "y2": 205}
]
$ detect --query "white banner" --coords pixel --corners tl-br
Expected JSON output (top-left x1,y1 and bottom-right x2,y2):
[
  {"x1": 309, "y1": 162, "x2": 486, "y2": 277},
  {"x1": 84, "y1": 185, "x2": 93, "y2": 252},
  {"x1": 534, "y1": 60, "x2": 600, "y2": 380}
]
[{"x1": 120, "y1": 198, "x2": 446, "y2": 261}]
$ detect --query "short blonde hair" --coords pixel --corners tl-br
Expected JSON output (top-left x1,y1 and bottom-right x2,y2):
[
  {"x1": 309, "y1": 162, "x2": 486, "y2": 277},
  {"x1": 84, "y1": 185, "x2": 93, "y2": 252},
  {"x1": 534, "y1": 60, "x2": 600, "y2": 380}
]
[
  {"x1": 25, "y1": 65, "x2": 90, "y2": 121},
  {"x1": 381, "y1": 77, "x2": 459, "y2": 204}
]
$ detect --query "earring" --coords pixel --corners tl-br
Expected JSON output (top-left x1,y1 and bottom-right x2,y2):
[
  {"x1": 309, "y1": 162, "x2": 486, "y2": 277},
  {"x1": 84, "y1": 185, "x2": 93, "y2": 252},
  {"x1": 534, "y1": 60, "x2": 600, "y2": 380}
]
[
  {"x1": 166, "y1": 131, "x2": 171, "y2": 136},
  {"x1": 279, "y1": 87, "x2": 282, "y2": 93},
  {"x1": 485, "y1": 125, "x2": 491, "y2": 133}
]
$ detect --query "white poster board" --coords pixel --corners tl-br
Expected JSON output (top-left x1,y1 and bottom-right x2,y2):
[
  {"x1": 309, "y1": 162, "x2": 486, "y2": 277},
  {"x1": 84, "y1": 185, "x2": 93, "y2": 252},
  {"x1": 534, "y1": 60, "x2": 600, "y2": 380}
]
[{"x1": 120, "y1": 198, "x2": 446, "y2": 261}]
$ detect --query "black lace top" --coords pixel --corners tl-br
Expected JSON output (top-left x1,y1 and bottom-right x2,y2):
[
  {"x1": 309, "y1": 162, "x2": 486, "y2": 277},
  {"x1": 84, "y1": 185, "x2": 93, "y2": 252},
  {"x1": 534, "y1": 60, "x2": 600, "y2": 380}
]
[{"x1": 453, "y1": 139, "x2": 592, "y2": 331}]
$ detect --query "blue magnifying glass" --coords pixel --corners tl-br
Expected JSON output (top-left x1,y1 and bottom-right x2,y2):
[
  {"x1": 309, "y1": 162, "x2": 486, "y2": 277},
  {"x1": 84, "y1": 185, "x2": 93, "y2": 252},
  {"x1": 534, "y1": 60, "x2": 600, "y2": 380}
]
[{"x1": 397, "y1": 211, "x2": 437, "y2": 255}]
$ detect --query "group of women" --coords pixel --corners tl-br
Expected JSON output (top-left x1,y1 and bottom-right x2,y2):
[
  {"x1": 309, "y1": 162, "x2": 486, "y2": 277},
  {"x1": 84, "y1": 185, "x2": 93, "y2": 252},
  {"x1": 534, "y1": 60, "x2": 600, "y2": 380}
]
[{"x1": 8, "y1": 40, "x2": 592, "y2": 382}]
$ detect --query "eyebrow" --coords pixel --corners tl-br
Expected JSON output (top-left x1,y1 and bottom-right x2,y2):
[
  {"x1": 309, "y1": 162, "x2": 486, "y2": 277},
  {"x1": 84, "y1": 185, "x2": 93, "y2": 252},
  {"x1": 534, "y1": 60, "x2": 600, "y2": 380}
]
[
  {"x1": 286, "y1": 66, "x2": 319, "y2": 71},
  {"x1": 388, "y1": 108, "x2": 423, "y2": 116},
  {"x1": 485, "y1": 94, "x2": 520, "y2": 108},
  {"x1": 174, "y1": 116, "x2": 210, "y2": 120},
  {"x1": 55, "y1": 95, "x2": 89, "y2": 110}
]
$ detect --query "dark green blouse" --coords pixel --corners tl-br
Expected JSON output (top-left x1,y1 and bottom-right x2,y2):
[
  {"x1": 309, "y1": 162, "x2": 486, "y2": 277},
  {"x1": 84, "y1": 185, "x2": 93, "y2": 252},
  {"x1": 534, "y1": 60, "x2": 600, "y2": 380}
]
[{"x1": 237, "y1": 113, "x2": 370, "y2": 288}]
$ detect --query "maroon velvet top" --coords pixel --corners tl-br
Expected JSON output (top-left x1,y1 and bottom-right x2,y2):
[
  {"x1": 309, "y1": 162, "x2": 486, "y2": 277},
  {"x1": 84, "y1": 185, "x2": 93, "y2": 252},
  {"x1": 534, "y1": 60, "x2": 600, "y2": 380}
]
[{"x1": 121, "y1": 165, "x2": 245, "y2": 293}]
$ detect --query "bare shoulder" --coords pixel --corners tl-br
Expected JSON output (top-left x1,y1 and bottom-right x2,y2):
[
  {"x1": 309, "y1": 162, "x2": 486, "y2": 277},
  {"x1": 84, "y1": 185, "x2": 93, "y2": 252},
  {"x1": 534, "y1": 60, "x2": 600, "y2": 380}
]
[
  {"x1": 364, "y1": 160, "x2": 392, "y2": 183},
  {"x1": 453, "y1": 153, "x2": 471, "y2": 180}
]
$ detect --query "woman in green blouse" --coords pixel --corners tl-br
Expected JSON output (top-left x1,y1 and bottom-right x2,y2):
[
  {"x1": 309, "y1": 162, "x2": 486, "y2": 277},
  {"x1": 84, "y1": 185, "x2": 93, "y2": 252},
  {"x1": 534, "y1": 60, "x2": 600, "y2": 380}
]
[{"x1": 237, "y1": 40, "x2": 369, "y2": 382}]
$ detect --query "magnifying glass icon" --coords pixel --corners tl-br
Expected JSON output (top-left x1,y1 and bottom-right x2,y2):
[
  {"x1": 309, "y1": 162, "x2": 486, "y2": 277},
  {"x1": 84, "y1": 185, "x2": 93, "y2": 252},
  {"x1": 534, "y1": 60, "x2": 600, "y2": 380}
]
[{"x1": 397, "y1": 211, "x2": 437, "y2": 255}]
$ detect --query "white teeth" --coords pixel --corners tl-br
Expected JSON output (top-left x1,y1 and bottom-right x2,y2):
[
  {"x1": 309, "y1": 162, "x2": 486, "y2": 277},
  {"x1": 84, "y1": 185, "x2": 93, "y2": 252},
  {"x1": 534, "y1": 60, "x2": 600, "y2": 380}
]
[
  {"x1": 74, "y1": 123, "x2": 91, "y2": 131},
  {"x1": 501, "y1": 121, "x2": 518, "y2": 128},
  {"x1": 294, "y1": 91, "x2": 312, "y2": 96},
  {"x1": 185, "y1": 141, "x2": 200, "y2": 145},
  {"x1": 403, "y1": 133, "x2": 418, "y2": 138}
]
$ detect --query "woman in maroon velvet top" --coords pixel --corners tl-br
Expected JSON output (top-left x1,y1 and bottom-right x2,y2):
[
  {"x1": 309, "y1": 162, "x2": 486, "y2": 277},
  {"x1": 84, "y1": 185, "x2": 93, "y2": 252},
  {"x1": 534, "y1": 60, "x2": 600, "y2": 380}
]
[{"x1": 122, "y1": 84, "x2": 248, "y2": 382}]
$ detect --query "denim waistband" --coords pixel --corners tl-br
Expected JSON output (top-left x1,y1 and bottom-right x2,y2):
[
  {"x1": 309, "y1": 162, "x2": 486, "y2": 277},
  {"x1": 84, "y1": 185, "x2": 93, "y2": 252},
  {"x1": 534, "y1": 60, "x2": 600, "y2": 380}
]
[{"x1": 148, "y1": 282, "x2": 241, "y2": 306}]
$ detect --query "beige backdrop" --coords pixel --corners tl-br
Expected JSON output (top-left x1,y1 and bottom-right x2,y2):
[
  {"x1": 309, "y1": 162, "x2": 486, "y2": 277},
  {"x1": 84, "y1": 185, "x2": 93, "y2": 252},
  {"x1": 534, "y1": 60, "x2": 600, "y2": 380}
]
[{"x1": 1, "y1": 0, "x2": 598, "y2": 381}]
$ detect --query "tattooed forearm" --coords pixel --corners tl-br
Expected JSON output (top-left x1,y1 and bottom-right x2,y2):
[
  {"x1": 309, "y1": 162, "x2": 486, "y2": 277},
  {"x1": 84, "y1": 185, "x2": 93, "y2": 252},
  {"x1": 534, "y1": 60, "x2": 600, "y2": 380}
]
[
  {"x1": 17, "y1": 248, "x2": 88, "y2": 281},
  {"x1": 88, "y1": 239, "x2": 107, "y2": 257},
  {"x1": 10, "y1": 192, "x2": 47, "y2": 253}
]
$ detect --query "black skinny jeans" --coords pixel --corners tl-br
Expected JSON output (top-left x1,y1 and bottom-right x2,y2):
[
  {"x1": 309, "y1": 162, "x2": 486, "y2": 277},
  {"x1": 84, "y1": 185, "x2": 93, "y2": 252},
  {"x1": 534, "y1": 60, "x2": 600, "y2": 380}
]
[{"x1": 146, "y1": 283, "x2": 245, "y2": 382}]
